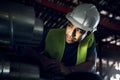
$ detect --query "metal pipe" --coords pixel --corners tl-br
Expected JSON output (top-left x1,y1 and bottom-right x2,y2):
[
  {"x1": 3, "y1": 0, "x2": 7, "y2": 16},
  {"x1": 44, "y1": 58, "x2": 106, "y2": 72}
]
[
  {"x1": 0, "y1": 1, "x2": 43, "y2": 47},
  {"x1": 0, "y1": 61, "x2": 40, "y2": 80}
]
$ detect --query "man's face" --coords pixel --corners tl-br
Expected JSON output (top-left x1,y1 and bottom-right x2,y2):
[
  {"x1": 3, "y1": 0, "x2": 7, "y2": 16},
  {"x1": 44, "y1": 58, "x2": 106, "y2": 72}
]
[{"x1": 65, "y1": 22, "x2": 85, "y2": 44}]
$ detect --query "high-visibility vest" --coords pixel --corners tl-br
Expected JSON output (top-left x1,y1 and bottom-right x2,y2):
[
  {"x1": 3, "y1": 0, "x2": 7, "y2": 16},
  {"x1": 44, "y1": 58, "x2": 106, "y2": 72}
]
[{"x1": 45, "y1": 28, "x2": 94, "y2": 65}]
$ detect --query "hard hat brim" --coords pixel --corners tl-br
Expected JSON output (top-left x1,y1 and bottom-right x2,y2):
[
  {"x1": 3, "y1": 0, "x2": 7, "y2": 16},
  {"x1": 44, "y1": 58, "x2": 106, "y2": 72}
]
[{"x1": 66, "y1": 13, "x2": 87, "y2": 31}]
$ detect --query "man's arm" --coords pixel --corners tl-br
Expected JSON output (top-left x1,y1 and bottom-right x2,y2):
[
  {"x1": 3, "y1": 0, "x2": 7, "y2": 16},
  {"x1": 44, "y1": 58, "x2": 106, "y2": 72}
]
[
  {"x1": 40, "y1": 53, "x2": 96, "y2": 76},
  {"x1": 39, "y1": 42, "x2": 97, "y2": 76},
  {"x1": 69, "y1": 56, "x2": 96, "y2": 73},
  {"x1": 69, "y1": 40, "x2": 97, "y2": 73}
]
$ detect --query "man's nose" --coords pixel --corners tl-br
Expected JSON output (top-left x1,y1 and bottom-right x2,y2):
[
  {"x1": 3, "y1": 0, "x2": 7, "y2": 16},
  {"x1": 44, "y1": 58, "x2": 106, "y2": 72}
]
[{"x1": 68, "y1": 29, "x2": 76, "y2": 37}]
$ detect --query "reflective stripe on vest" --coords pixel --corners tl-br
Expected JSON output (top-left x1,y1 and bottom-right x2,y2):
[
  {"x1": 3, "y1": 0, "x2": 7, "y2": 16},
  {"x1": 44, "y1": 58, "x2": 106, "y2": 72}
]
[{"x1": 45, "y1": 28, "x2": 94, "y2": 65}]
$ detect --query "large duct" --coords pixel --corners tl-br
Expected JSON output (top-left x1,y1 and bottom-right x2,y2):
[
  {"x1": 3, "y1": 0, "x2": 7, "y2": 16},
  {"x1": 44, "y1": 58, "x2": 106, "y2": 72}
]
[
  {"x1": 0, "y1": 61, "x2": 40, "y2": 80},
  {"x1": 0, "y1": 1, "x2": 43, "y2": 47}
]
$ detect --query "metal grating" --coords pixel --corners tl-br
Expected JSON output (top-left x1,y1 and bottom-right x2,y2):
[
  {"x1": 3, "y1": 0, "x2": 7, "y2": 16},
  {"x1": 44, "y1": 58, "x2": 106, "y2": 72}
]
[{"x1": 34, "y1": 4, "x2": 68, "y2": 31}]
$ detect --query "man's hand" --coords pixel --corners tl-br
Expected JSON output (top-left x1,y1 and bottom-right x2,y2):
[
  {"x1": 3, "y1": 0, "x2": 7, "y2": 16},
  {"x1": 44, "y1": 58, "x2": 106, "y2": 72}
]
[
  {"x1": 47, "y1": 61, "x2": 71, "y2": 76},
  {"x1": 39, "y1": 54, "x2": 71, "y2": 76}
]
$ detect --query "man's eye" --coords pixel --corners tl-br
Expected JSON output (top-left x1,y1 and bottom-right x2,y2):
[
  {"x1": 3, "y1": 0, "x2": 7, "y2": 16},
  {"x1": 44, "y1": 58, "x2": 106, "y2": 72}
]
[
  {"x1": 76, "y1": 29, "x2": 85, "y2": 34},
  {"x1": 67, "y1": 23, "x2": 72, "y2": 27},
  {"x1": 76, "y1": 29, "x2": 81, "y2": 32},
  {"x1": 67, "y1": 24, "x2": 71, "y2": 27}
]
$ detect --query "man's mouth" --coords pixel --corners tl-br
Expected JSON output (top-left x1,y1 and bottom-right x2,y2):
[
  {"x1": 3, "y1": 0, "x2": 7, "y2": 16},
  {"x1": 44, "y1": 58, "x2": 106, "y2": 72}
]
[{"x1": 66, "y1": 36, "x2": 73, "y2": 41}]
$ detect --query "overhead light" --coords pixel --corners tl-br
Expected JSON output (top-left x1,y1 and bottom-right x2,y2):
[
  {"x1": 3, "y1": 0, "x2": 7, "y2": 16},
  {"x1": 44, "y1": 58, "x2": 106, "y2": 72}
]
[
  {"x1": 116, "y1": 42, "x2": 120, "y2": 46},
  {"x1": 108, "y1": 13, "x2": 113, "y2": 18},
  {"x1": 100, "y1": 10, "x2": 108, "y2": 15},
  {"x1": 110, "y1": 40, "x2": 116, "y2": 44},
  {"x1": 106, "y1": 36, "x2": 114, "y2": 41},
  {"x1": 101, "y1": 35, "x2": 115, "y2": 42},
  {"x1": 116, "y1": 39, "x2": 120, "y2": 46},
  {"x1": 115, "y1": 16, "x2": 120, "y2": 20},
  {"x1": 102, "y1": 38, "x2": 106, "y2": 42}
]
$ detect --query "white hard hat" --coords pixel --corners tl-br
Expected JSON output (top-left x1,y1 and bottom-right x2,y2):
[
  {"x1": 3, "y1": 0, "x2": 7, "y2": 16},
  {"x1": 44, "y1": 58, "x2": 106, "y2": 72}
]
[{"x1": 66, "y1": 4, "x2": 100, "y2": 32}]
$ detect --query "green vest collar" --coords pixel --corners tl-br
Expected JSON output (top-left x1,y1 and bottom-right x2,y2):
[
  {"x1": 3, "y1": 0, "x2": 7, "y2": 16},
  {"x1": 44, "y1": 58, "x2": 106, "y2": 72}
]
[{"x1": 45, "y1": 28, "x2": 94, "y2": 65}]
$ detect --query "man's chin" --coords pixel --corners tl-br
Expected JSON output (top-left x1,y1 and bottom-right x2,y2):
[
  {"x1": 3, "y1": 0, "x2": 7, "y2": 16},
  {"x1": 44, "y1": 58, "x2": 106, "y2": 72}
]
[{"x1": 66, "y1": 40, "x2": 74, "y2": 44}]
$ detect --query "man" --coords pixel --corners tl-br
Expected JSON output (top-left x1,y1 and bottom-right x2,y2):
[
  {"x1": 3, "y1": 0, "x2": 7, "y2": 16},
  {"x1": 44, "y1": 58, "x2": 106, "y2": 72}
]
[{"x1": 38, "y1": 3, "x2": 100, "y2": 78}]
